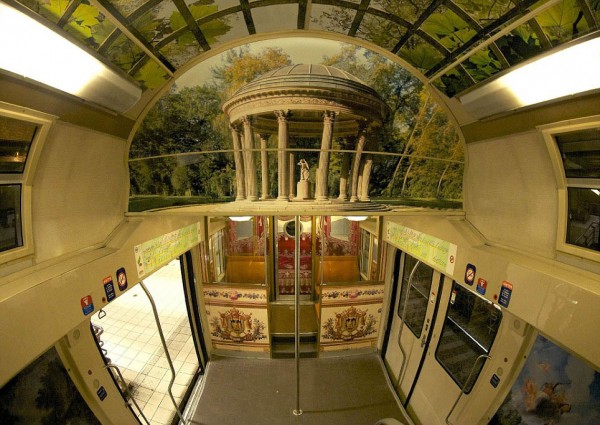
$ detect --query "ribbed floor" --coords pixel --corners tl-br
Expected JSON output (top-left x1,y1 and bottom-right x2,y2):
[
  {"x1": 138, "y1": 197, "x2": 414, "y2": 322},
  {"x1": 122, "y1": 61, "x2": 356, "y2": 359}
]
[{"x1": 189, "y1": 353, "x2": 410, "y2": 425}]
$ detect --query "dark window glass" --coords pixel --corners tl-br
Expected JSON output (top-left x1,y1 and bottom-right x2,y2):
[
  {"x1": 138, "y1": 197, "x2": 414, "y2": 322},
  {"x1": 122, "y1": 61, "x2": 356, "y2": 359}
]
[
  {"x1": 0, "y1": 347, "x2": 100, "y2": 424},
  {"x1": 566, "y1": 187, "x2": 600, "y2": 252},
  {"x1": 0, "y1": 184, "x2": 22, "y2": 252},
  {"x1": 555, "y1": 127, "x2": 600, "y2": 179},
  {"x1": 436, "y1": 283, "x2": 502, "y2": 393},
  {"x1": 0, "y1": 116, "x2": 37, "y2": 173},
  {"x1": 397, "y1": 254, "x2": 434, "y2": 338}
]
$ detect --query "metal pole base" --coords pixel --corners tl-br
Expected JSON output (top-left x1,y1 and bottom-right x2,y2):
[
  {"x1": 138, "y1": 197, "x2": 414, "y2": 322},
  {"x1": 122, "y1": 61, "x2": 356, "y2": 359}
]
[{"x1": 293, "y1": 409, "x2": 303, "y2": 416}]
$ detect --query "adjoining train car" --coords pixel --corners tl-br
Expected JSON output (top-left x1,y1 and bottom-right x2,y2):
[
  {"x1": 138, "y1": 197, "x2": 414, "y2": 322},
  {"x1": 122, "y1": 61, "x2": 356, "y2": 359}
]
[{"x1": 1, "y1": 0, "x2": 600, "y2": 424}]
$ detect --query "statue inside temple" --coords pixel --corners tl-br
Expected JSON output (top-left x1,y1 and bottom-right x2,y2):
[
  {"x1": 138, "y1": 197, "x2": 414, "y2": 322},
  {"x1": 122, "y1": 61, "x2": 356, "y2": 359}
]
[{"x1": 298, "y1": 159, "x2": 310, "y2": 181}]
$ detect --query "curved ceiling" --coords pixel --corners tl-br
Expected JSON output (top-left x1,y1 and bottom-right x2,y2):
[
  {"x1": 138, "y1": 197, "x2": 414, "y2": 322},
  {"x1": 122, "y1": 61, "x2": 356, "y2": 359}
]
[{"x1": 10, "y1": 0, "x2": 600, "y2": 104}]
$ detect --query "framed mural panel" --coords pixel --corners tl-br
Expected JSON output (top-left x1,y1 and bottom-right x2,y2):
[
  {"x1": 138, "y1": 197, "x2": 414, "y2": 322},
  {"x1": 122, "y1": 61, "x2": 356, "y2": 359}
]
[
  {"x1": 491, "y1": 335, "x2": 600, "y2": 424},
  {"x1": 319, "y1": 283, "x2": 385, "y2": 351},
  {"x1": 203, "y1": 284, "x2": 270, "y2": 353}
]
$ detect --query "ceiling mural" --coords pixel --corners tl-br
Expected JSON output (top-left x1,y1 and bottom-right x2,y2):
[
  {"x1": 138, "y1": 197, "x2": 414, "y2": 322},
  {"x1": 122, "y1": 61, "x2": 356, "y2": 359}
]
[
  {"x1": 12, "y1": 0, "x2": 600, "y2": 95},
  {"x1": 127, "y1": 39, "x2": 464, "y2": 210}
]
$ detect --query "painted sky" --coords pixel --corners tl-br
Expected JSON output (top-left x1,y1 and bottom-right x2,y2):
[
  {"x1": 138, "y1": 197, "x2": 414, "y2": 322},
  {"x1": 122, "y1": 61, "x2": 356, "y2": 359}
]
[{"x1": 175, "y1": 37, "x2": 368, "y2": 90}]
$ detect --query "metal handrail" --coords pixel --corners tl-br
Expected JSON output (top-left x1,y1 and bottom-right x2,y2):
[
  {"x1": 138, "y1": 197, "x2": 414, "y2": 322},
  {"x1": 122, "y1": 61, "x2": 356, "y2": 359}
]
[
  {"x1": 445, "y1": 354, "x2": 491, "y2": 425},
  {"x1": 397, "y1": 260, "x2": 421, "y2": 389},
  {"x1": 293, "y1": 215, "x2": 303, "y2": 416},
  {"x1": 104, "y1": 364, "x2": 151, "y2": 425},
  {"x1": 139, "y1": 281, "x2": 188, "y2": 425}
]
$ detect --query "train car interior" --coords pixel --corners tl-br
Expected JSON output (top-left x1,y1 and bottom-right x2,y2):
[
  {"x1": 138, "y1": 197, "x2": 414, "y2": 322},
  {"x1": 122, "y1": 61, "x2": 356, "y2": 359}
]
[{"x1": 1, "y1": 0, "x2": 599, "y2": 424}]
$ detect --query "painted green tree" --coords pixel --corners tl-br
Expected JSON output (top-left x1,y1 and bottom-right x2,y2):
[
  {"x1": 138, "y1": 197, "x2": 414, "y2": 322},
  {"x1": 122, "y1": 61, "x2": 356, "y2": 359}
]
[
  {"x1": 130, "y1": 47, "x2": 292, "y2": 201},
  {"x1": 322, "y1": 45, "x2": 463, "y2": 200}
]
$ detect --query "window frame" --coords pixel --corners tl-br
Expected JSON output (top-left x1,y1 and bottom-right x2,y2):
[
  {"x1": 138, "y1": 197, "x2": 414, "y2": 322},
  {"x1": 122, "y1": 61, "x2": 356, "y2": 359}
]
[
  {"x1": 541, "y1": 115, "x2": 600, "y2": 262},
  {"x1": 434, "y1": 281, "x2": 502, "y2": 394},
  {"x1": 0, "y1": 102, "x2": 54, "y2": 264}
]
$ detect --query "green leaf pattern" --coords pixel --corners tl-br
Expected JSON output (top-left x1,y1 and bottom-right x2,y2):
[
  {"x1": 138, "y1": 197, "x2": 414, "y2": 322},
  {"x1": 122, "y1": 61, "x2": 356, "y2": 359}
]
[{"x1": 422, "y1": 11, "x2": 477, "y2": 51}]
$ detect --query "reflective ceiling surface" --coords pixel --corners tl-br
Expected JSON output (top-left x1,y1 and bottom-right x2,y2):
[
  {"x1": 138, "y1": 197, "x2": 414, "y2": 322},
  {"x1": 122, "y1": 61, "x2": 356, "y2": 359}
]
[{"x1": 9, "y1": 0, "x2": 600, "y2": 99}]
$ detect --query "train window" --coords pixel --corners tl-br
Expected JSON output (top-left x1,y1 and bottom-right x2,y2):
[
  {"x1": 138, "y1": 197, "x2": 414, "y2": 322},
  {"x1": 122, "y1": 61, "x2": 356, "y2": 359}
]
[
  {"x1": 555, "y1": 127, "x2": 600, "y2": 179},
  {"x1": 397, "y1": 255, "x2": 434, "y2": 338},
  {"x1": 0, "y1": 184, "x2": 22, "y2": 253},
  {"x1": 435, "y1": 282, "x2": 502, "y2": 393},
  {"x1": 552, "y1": 126, "x2": 600, "y2": 254},
  {"x1": 566, "y1": 187, "x2": 600, "y2": 251},
  {"x1": 0, "y1": 115, "x2": 37, "y2": 174},
  {"x1": 209, "y1": 228, "x2": 225, "y2": 281},
  {"x1": 360, "y1": 228, "x2": 370, "y2": 278},
  {"x1": 0, "y1": 105, "x2": 52, "y2": 264}
]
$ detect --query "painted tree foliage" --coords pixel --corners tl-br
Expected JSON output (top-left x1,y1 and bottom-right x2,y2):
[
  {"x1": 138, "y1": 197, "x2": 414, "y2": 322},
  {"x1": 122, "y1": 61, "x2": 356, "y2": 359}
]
[
  {"x1": 129, "y1": 43, "x2": 463, "y2": 206},
  {"x1": 130, "y1": 47, "x2": 292, "y2": 199},
  {"x1": 322, "y1": 45, "x2": 463, "y2": 200}
]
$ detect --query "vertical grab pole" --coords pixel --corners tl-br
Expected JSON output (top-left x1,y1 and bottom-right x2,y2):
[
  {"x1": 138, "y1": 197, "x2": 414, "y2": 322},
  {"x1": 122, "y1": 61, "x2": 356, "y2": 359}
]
[
  {"x1": 140, "y1": 281, "x2": 187, "y2": 425},
  {"x1": 293, "y1": 215, "x2": 303, "y2": 416}
]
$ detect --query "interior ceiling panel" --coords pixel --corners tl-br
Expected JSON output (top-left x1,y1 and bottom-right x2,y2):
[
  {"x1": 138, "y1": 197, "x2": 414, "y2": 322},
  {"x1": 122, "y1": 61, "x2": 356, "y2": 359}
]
[{"x1": 10, "y1": 0, "x2": 600, "y2": 98}]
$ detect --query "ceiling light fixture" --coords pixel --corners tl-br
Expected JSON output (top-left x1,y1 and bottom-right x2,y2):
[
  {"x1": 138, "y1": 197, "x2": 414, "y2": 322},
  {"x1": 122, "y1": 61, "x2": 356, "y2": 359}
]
[
  {"x1": 346, "y1": 216, "x2": 368, "y2": 222},
  {"x1": 460, "y1": 35, "x2": 600, "y2": 120},
  {"x1": 0, "y1": 3, "x2": 141, "y2": 113},
  {"x1": 229, "y1": 216, "x2": 252, "y2": 222}
]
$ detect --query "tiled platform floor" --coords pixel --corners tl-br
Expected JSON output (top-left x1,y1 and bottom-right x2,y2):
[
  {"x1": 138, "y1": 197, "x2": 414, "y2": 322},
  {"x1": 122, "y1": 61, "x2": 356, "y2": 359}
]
[{"x1": 92, "y1": 260, "x2": 199, "y2": 425}]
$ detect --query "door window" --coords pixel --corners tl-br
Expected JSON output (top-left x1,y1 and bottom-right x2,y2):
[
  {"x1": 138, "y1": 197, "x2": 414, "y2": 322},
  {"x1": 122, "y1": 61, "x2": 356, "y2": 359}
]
[
  {"x1": 435, "y1": 282, "x2": 502, "y2": 393},
  {"x1": 397, "y1": 255, "x2": 434, "y2": 338},
  {"x1": 91, "y1": 259, "x2": 200, "y2": 424}
]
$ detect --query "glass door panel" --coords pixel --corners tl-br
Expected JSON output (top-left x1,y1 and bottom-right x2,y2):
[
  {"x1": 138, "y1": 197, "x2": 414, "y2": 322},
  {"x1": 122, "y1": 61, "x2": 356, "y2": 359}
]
[
  {"x1": 276, "y1": 216, "x2": 312, "y2": 299},
  {"x1": 91, "y1": 258, "x2": 200, "y2": 424},
  {"x1": 386, "y1": 253, "x2": 441, "y2": 402},
  {"x1": 405, "y1": 281, "x2": 503, "y2": 424}
]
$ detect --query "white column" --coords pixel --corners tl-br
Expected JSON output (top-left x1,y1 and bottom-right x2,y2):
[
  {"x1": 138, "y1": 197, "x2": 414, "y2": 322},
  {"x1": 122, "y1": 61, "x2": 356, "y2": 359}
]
[
  {"x1": 275, "y1": 110, "x2": 291, "y2": 201},
  {"x1": 241, "y1": 116, "x2": 258, "y2": 201},
  {"x1": 360, "y1": 154, "x2": 373, "y2": 202},
  {"x1": 338, "y1": 139, "x2": 351, "y2": 201},
  {"x1": 230, "y1": 123, "x2": 246, "y2": 201},
  {"x1": 316, "y1": 111, "x2": 336, "y2": 201},
  {"x1": 350, "y1": 121, "x2": 368, "y2": 202},
  {"x1": 259, "y1": 133, "x2": 270, "y2": 200},
  {"x1": 289, "y1": 152, "x2": 296, "y2": 198}
]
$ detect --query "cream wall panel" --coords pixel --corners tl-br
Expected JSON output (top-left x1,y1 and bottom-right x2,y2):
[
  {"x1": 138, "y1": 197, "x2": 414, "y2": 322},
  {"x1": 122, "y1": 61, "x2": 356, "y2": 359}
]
[
  {"x1": 383, "y1": 215, "x2": 600, "y2": 370},
  {"x1": 0, "y1": 215, "x2": 201, "y2": 387},
  {"x1": 463, "y1": 131, "x2": 557, "y2": 258},
  {"x1": 32, "y1": 122, "x2": 128, "y2": 262}
]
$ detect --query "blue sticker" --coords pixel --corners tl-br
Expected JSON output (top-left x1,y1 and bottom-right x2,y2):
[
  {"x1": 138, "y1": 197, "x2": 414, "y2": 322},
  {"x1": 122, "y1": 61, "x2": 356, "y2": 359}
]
[
  {"x1": 81, "y1": 295, "x2": 94, "y2": 316},
  {"x1": 498, "y1": 281, "x2": 513, "y2": 308},
  {"x1": 465, "y1": 263, "x2": 476, "y2": 285},
  {"x1": 97, "y1": 386, "x2": 107, "y2": 401},
  {"x1": 116, "y1": 267, "x2": 127, "y2": 291},
  {"x1": 490, "y1": 374, "x2": 500, "y2": 388},
  {"x1": 103, "y1": 276, "x2": 115, "y2": 302},
  {"x1": 476, "y1": 278, "x2": 488, "y2": 295}
]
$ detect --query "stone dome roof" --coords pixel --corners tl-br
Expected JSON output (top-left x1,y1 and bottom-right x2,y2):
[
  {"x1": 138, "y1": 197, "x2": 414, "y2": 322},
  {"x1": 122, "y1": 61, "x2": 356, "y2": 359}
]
[
  {"x1": 223, "y1": 64, "x2": 389, "y2": 133},
  {"x1": 257, "y1": 64, "x2": 366, "y2": 84},
  {"x1": 227, "y1": 63, "x2": 381, "y2": 102}
]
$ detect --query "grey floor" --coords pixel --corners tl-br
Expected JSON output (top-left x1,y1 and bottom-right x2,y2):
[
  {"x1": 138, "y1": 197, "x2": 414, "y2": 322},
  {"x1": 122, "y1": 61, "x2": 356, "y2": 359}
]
[{"x1": 189, "y1": 353, "x2": 409, "y2": 425}]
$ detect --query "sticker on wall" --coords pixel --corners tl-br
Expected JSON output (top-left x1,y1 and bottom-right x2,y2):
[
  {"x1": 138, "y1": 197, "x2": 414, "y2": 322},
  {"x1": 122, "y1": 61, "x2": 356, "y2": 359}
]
[
  {"x1": 498, "y1": 281, "x2": 513, "y2": 308},
  {"x1": 465, "y1": 263, "x2": 476, "y2": 285},
  {"x1": 103, "y1": 276, "x2": 115, "y2": 302},
  {"x1": 81, "y1": 295, "x2": 94, "y2": 316},
  {"x1": 116, "y1": 267, "x2": 127, "y2": 291},
  {"x1": 450, "y1": 289, "x2": 457, "y2": 305},
  {"x1": 476, "y1": 278, "x2": 488, "y2": 295},
  {"x1": 97, "y1": 386, "x2": 107, "y2": 401},
  {"x1": 490, "y1": 374, "x2": 500, "y2": 388}
]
